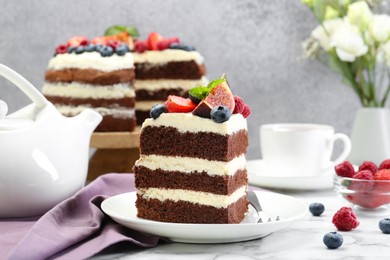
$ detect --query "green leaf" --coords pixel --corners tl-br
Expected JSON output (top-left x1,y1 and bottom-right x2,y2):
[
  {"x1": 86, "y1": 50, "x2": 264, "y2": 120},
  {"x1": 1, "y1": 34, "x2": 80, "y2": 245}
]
[
  {"x1": 104, "y1": 25, "x2": 139, "y2": 37},
  {"x1": 313, "y1": 0, "x2": 341, "y2": 22},
  {"x1": 189, "y1": 77, "x2": 226, "y2": 100}
]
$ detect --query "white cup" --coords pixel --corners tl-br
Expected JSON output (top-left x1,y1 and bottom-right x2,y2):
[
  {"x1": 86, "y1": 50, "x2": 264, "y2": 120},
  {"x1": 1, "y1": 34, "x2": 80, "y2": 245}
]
[{"x1": 260, "y1": 124, "x2": 351, "y2": 177}]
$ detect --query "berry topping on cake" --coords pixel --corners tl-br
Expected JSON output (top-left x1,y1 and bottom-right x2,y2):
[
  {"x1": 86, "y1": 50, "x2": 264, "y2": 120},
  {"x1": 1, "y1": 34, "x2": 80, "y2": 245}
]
[
  {"x1": 148, "y1": 74, "x2": 250, "y2": 122},
  {"x1": 379, "y1": 159, "x2": 390, "y2": 170},
  {"x1": 379, "y1": 218, "x2": 390, "y2": 234},
  {"x1": 309, "y1": 202, "x2": 325, "y2": 216},
  {"x1": 133, "y1": 32, "x2": 194, "y2": 53},
  {"x1": 358, "y1": 161, "x2": 377, "y2": 174},
  {"x1": 84, "y1": 44, "x2": 97, "y2": 52},
  {"x1": 323, "y1": 232, "x2": 343, "y2": 249},
  {"x1": 233, "y1": 96, "x2": 251, "y2": 118},
  {"x1": 115, "y1": 44, "x2": 130, "y2": 56},
  {"x1": 192, "y1": 76, "x2": 235, "y2": 118},
  {"x1": 75, "y1": 46, "x2": 85, "y2": 54},
  {"x1": 335, "y1": 161, "x2": 355, "y2": 177},
  {"x1": 67, "y1": 36, "x2": 89, "y2": 47},
  {"x1": 165, "y1": 95, "x2": 197, "y2": 113},
  {"x1": 91, "y1": 37, "x2": 108, "y2": 45},
  {"x1": 210, "y1": 106, "x2": 232, "y2": 123},
  {"x1": 150, "y1": 104, "x2": 167, "y2": 119},
  {"x1": 134, "y1": 41, "x2": 149, "y2": 53},
  {"x1": 169, "y1": 43, "x2": 196, "y2": 51},
  {"x1": 55, "y1": 44, "x2": 68, "y2": 55},
  {"x1": 99, "y1": 46, "x2": 114, "y2": 57},
  {"x1": 332, "y1": 207, "x2": 359, "y2": 231},
  {"x1": 67, "y1": 46, "x2": 77, "y2": 54}
]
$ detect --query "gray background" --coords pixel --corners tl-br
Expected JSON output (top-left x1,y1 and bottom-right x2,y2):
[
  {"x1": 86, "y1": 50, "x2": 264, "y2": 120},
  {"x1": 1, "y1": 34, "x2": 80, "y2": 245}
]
[{"x1": 1, "y1": 0, "x2": 379, "y2": 159}]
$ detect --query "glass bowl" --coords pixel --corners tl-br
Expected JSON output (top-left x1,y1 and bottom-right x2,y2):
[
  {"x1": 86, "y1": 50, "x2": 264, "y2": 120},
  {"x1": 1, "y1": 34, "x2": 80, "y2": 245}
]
[{"x1": 334, "y1": 175, "x2": 390, "y2": 211}]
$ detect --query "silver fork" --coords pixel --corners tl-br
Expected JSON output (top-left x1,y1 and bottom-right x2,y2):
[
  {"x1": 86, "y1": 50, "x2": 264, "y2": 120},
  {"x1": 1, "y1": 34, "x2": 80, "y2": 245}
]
[{"x1": 247, "y1": 190, "x2": 280, "y2": 223}]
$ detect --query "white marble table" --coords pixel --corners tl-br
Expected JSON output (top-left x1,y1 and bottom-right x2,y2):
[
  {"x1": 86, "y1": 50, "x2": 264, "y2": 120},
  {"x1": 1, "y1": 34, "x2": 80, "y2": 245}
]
[{"x1": 93, "y1": 188, "x2": 390, "y2": 260}]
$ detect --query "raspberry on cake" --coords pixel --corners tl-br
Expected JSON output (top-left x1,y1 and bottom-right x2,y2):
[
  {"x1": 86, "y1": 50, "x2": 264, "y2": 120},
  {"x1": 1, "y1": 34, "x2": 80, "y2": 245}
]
[
  {"x1": 133, "y1": 75, "x2": 250, "y2": 224},
  {"x1": 42, "y1": 33, "x2": 137, "y2": 132},
  {"x1": 132, "y1": 32, "x2": 208, "y2": 125}
]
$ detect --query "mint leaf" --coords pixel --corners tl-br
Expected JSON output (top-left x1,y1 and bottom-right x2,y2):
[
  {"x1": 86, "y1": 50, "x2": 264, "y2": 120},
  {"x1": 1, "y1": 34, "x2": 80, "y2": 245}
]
[
  {"x1": 104, "y1": 25, "x2": 140, "y2": 37},
  {"x1": 189, "y1": 77, "x2": 226, "y2": 100}
]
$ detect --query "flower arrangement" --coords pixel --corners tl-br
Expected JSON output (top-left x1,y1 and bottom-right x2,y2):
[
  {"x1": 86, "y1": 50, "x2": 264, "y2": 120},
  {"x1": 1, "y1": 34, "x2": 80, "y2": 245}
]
[{"x1": 301, "y1": 0, "x2": 390, "y2": 107}]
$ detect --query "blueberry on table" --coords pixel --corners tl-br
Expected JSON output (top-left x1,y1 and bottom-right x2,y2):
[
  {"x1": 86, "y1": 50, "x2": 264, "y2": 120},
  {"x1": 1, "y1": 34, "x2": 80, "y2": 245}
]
[
  {"x1": 323, "y1": 232, "x2": 343, "y2": 249},
  {"x1": 210, "y1": 106, "x2": 231, "y2": 123},
  {"x1": 150, "y1": 104, "x2": 167, "y2": 119},
  {"x1": 309, "y1": 203, "x2": 325, "y2": 216},
  {"x1": 379, "y1": 218, "x2": 390, "y2": 234}
]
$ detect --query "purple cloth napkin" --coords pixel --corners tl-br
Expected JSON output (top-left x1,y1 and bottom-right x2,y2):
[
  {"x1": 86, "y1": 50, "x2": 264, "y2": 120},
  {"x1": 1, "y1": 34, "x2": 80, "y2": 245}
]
[{"x1": 0, "y1": 173, "x2": 161, "y2": 260}]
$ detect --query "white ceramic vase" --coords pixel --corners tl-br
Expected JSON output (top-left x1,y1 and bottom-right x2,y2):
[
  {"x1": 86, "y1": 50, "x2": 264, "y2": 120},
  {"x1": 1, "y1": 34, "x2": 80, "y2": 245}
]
[{"x1": 348, "y1": 108, "x2": 390, "y2": 165}]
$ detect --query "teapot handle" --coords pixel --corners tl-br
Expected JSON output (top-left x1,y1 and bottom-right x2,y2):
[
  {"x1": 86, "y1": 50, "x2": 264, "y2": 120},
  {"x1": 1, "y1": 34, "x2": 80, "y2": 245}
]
[{"x1": 0, "y1": 64, "x2": 48, "y2": 109}]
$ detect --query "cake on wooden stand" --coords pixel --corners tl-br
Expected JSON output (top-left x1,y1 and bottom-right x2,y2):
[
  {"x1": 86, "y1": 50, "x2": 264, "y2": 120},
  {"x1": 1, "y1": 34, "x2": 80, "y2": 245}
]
[{"x1": 88, "y1": 127, "x2": 141, "y2": 180}]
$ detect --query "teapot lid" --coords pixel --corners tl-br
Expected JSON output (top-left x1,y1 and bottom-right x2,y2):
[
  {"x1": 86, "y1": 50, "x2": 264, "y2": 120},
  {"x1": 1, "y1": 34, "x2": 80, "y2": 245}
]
[{"x1": 0, "y1": 100, "x2": 33, "y2": 131}]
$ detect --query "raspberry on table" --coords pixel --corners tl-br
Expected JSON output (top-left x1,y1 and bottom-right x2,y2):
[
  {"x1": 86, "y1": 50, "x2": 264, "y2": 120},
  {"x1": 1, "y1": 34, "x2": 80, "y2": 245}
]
[
  {"x1": 334, "y1": 161, "x2": 355, "y2": 178},
  {"x1": 378, "y1": 159, "x2": 390, "y2": 170},
  {"x1": 332, "y1": 207, "x2": 360, "y2": 231},
  {"x1": 358, "y1": 161, "x2": 377, "y2": 174}
]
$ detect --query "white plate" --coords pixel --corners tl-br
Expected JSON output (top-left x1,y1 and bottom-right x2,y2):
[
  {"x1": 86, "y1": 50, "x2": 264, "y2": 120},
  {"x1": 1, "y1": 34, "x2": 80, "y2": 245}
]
[
  {"x1": 248, "y1": 160, "x2": 334, "y2": 190},
  {"x1": 101, "y1": 191, "x2": 308, "y2": 244}
]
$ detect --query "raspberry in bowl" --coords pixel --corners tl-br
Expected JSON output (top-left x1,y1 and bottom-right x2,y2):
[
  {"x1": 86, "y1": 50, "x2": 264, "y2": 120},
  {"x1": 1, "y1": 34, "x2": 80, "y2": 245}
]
[{"x1": 334, "y1": 160, "x2": 390, "y2": 212}]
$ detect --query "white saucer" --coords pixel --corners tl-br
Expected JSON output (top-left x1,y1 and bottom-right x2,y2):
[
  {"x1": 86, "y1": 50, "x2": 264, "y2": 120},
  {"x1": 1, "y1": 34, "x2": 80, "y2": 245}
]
[
  {"x1": 247, "y1": 159, "x2": 334, "y2": 190},
  {"x1": 101, "y1": 191, "x2": 308, "y2": 244}
]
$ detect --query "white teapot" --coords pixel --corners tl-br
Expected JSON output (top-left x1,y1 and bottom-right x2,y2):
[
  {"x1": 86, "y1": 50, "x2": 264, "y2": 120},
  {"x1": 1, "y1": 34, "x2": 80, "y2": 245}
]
[{"x1": 0, "y1": 64, "x2": 102, "y2": 217}]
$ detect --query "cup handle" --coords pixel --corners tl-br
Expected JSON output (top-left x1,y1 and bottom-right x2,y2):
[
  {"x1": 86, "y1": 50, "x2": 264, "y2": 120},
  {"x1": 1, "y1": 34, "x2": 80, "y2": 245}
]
[{"x1": 332, "y1": 133, "x2": 352, "y2": 165}]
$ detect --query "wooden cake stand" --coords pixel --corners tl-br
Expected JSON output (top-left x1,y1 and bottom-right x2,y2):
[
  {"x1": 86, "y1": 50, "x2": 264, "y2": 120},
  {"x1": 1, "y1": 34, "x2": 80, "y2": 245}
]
[{"x1": 87, "y1": 126, "x2": 141, "y2": 180}]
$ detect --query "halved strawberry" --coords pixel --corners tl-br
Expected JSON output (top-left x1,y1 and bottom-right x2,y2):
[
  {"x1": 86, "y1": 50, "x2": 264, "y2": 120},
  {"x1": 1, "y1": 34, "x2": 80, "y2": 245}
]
[
  {"x1": 157, "y1": 39, "x2": 171, "y2": 50},
  {"x1": 148, "y1": 32, "x2": 163, "y2": 50},
  {"x1": 167, "y1": 37, "x2": 180, "y2": 45},
  {"x1": 91, "y1": 37, "x2": 107, "y2": 45},
  {"x1": 67, "y1": 36, "x2": 89, "y2": 47},
  {"x1": 165, "y1": 95, "x2": 196, "y2": 113}
]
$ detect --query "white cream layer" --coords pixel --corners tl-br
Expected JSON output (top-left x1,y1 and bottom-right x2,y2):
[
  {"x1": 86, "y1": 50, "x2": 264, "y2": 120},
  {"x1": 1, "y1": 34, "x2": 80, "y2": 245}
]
[
  {"x1": 135, "y1": 101, "x2": 162, "y2": 111},
  {"x1": 138, "y1": 186, "x2": 247, "y2": 208},
  {"x1": 134, "y1": 77, "x2": 208, "y2": 91},
  {"x1": 48, "y1": 52, "x2": 134, "y2": 72},
  {"x1": 42, "y1": 82, "x2": 135, "y2": 99},
  {"x1": 135, "y1": 154, "x2": 246, "y2": 176},
  {"x1": 133, "y1": 49, "x2": 204, "y2": 65},
  {"x1": 55, "y1": 105, "x2": 135, "y2": 119},
  {"x1": 142, "y1": 113, "x2": 247, "y2": 134}
]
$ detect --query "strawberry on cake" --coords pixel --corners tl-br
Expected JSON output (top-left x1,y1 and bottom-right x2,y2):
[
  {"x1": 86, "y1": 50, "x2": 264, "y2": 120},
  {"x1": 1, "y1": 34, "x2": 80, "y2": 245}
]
[{"x1": 134, "y1": 75, "x2": 251, "y2": 224}]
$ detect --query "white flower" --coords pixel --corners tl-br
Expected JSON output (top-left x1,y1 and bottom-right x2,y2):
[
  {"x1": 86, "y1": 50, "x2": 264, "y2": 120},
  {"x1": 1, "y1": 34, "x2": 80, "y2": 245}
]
[
  {"x1": 331, "y1": 22, "x2": 368, "y2": 62},
  {"x1": 324, "y1": 6, "x2": 339, "y2": 20},
  {"x1": 312, "y1": 18, "x2": 343, "y2": 51},
  {"x1": 369, "y1": 15, "x2": 390, "y2": 43},
  {"x1": 347, "y1": 1, "x2": 373, "y2": 30}
]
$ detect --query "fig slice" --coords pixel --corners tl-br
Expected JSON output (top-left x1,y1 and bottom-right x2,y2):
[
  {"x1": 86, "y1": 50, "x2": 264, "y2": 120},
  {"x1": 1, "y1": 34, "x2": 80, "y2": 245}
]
[{"x1": 192, "y1": 81, "x2": 235, "y2": 118}]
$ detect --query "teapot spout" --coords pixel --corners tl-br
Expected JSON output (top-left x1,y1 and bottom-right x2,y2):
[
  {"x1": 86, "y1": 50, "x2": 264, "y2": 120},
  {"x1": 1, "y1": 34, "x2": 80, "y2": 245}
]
[{"x1": 74, "y1": 108, "x2": 102, "y2": 135}]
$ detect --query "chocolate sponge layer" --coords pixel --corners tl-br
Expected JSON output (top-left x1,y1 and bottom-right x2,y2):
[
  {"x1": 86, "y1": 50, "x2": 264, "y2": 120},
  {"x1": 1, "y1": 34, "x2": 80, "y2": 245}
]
[
  {"x1": 140, "y1": 126, "x2": 248, "y2": 161},
  {"x1": 135, "y1": 61, "x2": 205, "y2": 80},
  {"x1": 136, "y1": 194, "x2": 248, "y2": 224},
  {"x1": 134, "y1": 166, "x2": 247, "y2": 195},
  {"x1": 45, "y1": 68, "x2": 135, "y2": 85},
  {"x1": 45, "y1": 96, "x2": 135, "y2": 108}
]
